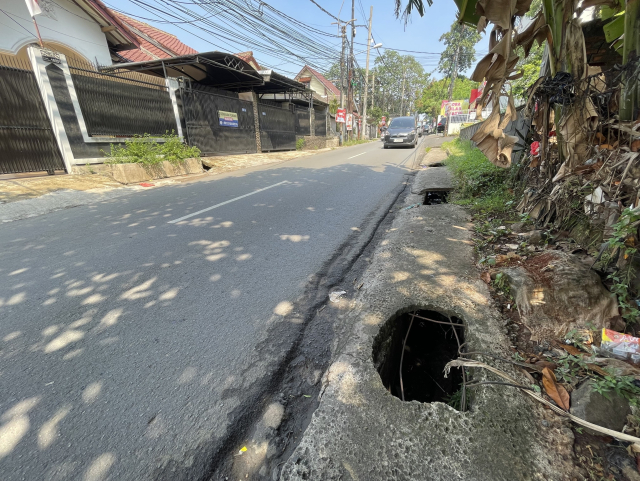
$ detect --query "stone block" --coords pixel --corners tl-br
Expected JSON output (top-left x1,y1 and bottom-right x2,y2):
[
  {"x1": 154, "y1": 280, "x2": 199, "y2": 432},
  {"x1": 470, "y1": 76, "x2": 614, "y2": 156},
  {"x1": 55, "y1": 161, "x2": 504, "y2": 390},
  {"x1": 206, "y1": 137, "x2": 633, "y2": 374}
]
[
  {"x1": 184, "y1": 158, "x2": 204, "y2": 174},
  {"x1": 570, "y1": 381, "x2": 631, "y2": 432},
  {"x1": 109, "y1": 163, "x2": 152, "y2": 184}
]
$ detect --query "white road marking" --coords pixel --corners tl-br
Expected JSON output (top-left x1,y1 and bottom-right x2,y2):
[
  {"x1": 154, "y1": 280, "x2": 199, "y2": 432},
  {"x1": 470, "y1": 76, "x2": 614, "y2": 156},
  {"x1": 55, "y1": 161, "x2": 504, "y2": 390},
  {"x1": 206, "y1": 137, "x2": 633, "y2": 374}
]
[
  {"x1": 168, "y1": 181, "x2": 289, "y2": 224},
  {"x1": 347, "y1": 152, "x2": 367, "y2": 159}
]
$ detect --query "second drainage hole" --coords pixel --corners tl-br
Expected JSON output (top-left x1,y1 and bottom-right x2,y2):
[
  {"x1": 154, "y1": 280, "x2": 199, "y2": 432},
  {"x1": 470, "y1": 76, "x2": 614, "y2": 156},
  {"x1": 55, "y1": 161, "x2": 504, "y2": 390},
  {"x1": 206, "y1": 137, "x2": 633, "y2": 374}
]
[
  {"x1": 373, "y1": 309, "x2": 465, "y2": 409},
  {"x1": 423, "y1": 190, "x2": 450, "y2": 205}
]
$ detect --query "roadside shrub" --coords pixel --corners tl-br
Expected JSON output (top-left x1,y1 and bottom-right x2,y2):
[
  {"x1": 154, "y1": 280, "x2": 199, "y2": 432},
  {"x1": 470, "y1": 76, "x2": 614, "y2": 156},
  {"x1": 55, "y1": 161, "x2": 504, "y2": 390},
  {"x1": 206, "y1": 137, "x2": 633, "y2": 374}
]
[
  {"x1": 160, "y1": 133, "x2": 201, "y2": 162},
  {"x1": 442, "y1": 138, "x2": 513, "y2": 215},
  {"x1": 103, "y1": 131, "x2": 200, "y2": 166},
  {"x1": 296, "y1": 138, "x2": 305, "y2": 150}
]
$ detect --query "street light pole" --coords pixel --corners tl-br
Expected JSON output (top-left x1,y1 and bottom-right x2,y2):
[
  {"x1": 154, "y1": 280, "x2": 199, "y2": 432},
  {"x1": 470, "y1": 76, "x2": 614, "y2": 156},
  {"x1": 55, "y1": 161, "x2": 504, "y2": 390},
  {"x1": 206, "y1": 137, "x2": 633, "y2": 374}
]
[{"x1": 361, "y1": 6, "x2": 373, "y2": 140}]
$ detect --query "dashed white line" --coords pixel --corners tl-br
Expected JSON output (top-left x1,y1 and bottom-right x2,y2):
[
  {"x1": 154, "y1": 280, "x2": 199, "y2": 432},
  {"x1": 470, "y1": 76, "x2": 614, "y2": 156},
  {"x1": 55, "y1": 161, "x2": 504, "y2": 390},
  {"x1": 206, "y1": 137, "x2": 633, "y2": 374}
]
[
  {"x1": 168, "y1": 180, "x2": 289, "y2": 224},
  {"x1": 347, "y1": 152, "x2": 367, "y2": 159}
]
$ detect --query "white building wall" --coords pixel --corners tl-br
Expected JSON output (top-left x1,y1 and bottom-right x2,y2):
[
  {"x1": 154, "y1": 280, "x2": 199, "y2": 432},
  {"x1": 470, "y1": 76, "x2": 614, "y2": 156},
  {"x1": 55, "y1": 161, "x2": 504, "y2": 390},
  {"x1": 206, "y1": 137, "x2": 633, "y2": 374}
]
[{"x1": 0, "y1": 0, "x2": 112, "y2": 64}]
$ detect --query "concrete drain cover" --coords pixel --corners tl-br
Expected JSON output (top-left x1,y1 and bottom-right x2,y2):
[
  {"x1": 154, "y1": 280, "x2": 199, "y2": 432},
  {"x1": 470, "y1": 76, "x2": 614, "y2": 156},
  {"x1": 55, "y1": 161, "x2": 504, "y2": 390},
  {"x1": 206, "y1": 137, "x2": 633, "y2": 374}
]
[
  {"x1": 423, "y1": 190, "x2": 450, "y2": 205},
  {"x1": 373, "y1": 309, "x2": 465, "y2": 409}
]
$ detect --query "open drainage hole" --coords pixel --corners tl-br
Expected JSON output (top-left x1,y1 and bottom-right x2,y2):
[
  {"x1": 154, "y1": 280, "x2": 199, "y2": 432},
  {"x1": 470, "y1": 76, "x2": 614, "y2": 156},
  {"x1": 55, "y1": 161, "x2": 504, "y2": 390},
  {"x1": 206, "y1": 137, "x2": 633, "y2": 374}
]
[
  {"x1": 373, "y1": 309, "x2": 466, "y2": 410},
  {"x1": 426, "y1": 162, "x2": 444, "y2": 167},
  {"x1": 423, "y1": 190, "x2": 450, "y2": 205}
]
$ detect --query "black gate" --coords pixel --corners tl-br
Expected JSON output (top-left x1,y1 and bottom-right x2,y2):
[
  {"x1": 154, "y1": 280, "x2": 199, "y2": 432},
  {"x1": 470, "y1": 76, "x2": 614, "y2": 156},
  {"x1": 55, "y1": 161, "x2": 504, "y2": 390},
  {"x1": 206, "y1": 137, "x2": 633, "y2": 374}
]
[
  {"x1": 182, "y1": 86, "x2": 257, "y2": 155},
  {"x1": 0, "y1": 57, "x2": 65, "y2": 174},
  {"x1": 314, "y1": 110, "x2": 327, "y2": 137},
  {"x1": 259, "y1": 102, "x2": 296, "y2": 151},
  {"x1": 294, "y1": 107, "x2": 310, "y2": 136},
  {"x1": 69, "y1": 59, "x2": 176, "y2": 137}
]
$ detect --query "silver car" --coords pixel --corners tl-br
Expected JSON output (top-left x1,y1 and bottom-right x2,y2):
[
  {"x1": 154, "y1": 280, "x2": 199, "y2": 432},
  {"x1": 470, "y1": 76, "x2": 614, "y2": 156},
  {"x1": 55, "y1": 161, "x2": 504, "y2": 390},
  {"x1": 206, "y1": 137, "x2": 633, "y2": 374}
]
[{"x1": 383, "y1": 116, "x2": 417, "y2": 149}]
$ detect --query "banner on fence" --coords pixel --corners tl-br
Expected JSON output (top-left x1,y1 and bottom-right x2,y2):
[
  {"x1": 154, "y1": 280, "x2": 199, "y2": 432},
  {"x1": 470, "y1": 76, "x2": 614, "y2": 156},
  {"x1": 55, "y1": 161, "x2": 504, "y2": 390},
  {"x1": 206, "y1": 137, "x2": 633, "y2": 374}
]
[
  {"x1": 346, "y1": 113, "x2": 352, "y2": 131},
  {"x1": 219, "y1": 110, "x2": 239, "y2": 127},
  {"x1": 336, "y1": 108, "x2": 346, "y2": 123}
]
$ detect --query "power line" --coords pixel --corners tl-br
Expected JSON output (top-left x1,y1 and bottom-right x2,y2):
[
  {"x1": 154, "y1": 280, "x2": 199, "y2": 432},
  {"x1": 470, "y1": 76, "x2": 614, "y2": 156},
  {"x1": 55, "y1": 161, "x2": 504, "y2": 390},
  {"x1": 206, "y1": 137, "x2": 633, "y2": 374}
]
[{"x1": 307, "y1": 0, "x2": 340, "y2": 22}]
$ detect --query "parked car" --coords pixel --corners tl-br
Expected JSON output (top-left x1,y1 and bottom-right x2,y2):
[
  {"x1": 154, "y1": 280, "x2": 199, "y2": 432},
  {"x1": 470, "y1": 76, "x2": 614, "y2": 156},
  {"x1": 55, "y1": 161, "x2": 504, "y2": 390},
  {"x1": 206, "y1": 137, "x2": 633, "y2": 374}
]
[
  {"x1": 417, "y1": 124, "x2": 423, "y2": 137},
  {"x1": 383, "y1": 116, "x2": 418, "y2": 148}
]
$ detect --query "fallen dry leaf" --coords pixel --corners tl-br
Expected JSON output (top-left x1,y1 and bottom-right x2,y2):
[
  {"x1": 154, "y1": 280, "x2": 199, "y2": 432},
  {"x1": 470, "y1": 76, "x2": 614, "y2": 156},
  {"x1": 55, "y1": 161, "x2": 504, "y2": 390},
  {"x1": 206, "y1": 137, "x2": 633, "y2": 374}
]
[
  {"x1": 535, "y1": 361, "x2": 558, "y2": 370},
  {"x1": 542, "y1": 367, "x2": 570, "y2": 411},
  {"x1": 560, "y1": 344, "x2": 584, "y2": 356},
  {"x1": 586, "y1": 363, "x2": 609, "y2": 377},
  {"x1": 481, "y1": 272, "x2": 491, "y2": 284}
]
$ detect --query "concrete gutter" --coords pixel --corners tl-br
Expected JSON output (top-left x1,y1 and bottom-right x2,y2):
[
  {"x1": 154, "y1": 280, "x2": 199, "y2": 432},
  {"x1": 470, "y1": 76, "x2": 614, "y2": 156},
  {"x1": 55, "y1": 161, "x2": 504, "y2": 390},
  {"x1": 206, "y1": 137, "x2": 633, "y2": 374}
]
[{"x1": 280, "y1": 167, "x2": 576, "y2": 480}]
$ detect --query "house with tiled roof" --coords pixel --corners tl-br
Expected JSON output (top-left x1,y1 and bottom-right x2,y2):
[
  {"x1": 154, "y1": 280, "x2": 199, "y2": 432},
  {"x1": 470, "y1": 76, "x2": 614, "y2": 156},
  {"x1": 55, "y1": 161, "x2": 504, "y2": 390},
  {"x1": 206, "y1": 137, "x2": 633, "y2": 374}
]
[
  {"x1": 109, "y1": 12, "x2": 197, "y2": 62},
  {"x1": 295, "y1": 65, "x2": 340, "y2": 103},
  {"x1": 0, "y1": 0, "x2": 138, "y2": 66},
  {"x1": 234, "y1": 51, "x2": 261, "y2": 70}
]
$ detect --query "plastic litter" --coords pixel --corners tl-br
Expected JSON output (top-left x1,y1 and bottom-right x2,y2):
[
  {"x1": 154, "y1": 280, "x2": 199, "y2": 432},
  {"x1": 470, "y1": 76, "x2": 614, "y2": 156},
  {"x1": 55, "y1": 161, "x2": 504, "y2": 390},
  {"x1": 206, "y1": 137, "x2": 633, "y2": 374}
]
[
  {"x1": 139, "y1": 182, "x2": 155, "y2": 187},
  {"x1": 329, "y1": 290, "x2": 346, "y2": 302},
  {"x1": 601, "y1": 328, "x2": 640, "y2": 364},
  {"x1": 403, "y1": 203, "x2": 420, "y2": 211}
]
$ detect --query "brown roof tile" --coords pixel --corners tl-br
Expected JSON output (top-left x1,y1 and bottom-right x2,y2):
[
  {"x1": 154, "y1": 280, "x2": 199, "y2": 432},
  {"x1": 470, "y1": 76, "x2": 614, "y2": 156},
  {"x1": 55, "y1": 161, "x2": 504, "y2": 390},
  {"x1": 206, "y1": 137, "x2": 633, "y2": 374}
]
[
  {"x1": 110, "y1": 11, "x2": 197, "y2": 61},
  {"x1": 296, "y1": 65, "x2": 340, "y2": 97}
]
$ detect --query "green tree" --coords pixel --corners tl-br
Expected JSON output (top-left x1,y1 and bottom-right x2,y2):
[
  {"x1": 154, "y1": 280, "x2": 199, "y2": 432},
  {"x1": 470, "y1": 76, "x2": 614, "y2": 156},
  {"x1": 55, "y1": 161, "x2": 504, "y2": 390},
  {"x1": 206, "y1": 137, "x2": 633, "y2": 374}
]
[
  {"x1": 368, "y1": 105, "x2": 384, "y2": 124},
  {"x1": 416, "y1": 77, "x2": 478, "y2": 117},
  {"x1": 328, "y1": 98, "x2": 339, "y2": 115},
  {"x1": 324, "y1": 62, "x2": 367, "y2": 110},
  {"x1": 438, "y1": 22, "x2": 481, "y2": 100},
  {"x1": 372, "y1": 50, "x2": 428, "y2": 116},
  {"x1": 509, "y1": 42, "x2": 543, "y2": 102}
]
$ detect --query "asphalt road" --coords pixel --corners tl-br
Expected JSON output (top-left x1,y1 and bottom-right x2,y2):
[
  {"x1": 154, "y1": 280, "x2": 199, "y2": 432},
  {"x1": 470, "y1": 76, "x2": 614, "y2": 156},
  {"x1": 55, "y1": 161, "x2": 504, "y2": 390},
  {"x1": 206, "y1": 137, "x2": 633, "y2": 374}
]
[{"x1": 0, "y1": 136, "x2": 441, "y2": 480}]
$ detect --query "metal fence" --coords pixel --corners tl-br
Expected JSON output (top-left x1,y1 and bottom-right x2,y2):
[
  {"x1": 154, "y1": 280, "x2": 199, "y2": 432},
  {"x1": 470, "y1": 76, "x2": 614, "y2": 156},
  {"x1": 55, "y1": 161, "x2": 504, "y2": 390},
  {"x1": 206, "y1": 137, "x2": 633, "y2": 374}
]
[
  {"x1": 0, "y1": 55, "x2": 65, "y2": 174},
  {"x1": 68, "y1": 57, "x2": 176, "y2": 137},
  {"x1": 182, "y1": 85, "x2": 257, "y2": 155},
  {"x1": 294, "y1": 106, "x2": 310, "y2": 136},
  {"x1": 258, "y1": 102, "x2": 296, "y2": 151},
  {"x1": 314, "y1": 110, "x2": 327, "y2": 137}
]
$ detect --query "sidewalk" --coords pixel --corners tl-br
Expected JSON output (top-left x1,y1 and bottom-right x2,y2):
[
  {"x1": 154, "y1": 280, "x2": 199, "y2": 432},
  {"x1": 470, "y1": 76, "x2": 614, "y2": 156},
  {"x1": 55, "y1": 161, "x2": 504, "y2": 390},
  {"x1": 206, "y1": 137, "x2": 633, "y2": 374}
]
[
  {"x1": 0, "y1": 147, "x2": 343, "y2": 223},
  {"x1": 281, "y1": 152, "x2": 575, "y2": 480}
]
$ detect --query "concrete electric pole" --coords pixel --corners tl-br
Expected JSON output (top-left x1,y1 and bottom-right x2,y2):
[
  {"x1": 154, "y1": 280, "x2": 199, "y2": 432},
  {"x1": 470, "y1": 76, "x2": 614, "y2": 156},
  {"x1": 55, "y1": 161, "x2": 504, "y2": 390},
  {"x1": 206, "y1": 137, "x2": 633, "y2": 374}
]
[{"x1": 361, "y1": 6, "x2": 373, "y2": 140}]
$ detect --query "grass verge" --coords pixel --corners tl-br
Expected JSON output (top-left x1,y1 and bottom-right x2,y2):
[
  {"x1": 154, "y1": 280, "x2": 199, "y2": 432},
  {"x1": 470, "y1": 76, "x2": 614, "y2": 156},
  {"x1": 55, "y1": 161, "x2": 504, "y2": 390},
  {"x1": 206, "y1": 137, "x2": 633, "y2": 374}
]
[
  {"x1": 442, "y1": 138, "x2": 515, "y2": 218},
  {"x1": 342, "y1": 138, "x2": 371, "y2": 147}
]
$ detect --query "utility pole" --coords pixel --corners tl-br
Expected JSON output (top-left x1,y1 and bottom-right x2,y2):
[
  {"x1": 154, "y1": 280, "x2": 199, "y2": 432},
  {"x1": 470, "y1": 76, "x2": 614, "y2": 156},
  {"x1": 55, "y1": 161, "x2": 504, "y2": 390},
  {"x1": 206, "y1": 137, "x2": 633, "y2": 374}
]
[
  {"x1": 361, "y1": 6, "x2": 373, "y2": 140},
  {"x1": 399, "y1": 61, "x2": 406, "y2": 116},
  {"x1": 340, "y1": 25, "x2": 346, "y2": 145},
  {"x1": 370, "y1": 71, "x2": 375, "y2": 137},
  {"x1": 349, "y1": 0, "x2": 355, "y2": 140},
  {"x1": 447, "y1": 43, "x2": 460, "y2": 101}
]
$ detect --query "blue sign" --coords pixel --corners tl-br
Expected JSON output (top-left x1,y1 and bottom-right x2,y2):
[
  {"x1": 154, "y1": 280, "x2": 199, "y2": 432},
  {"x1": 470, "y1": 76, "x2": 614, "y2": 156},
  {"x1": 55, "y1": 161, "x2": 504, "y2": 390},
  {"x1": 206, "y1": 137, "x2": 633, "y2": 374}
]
[{"x1": 219, "y1": 110, "x2": 239, "y2": 128}]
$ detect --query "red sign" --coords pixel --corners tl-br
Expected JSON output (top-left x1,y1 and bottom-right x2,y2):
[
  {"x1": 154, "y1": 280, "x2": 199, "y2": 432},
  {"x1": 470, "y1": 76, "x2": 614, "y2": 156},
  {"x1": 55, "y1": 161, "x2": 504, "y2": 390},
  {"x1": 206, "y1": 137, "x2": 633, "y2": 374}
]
[
  {"x1": 346, "y1": 113, "x2": 353, "y2": 131},
  {"x1": 336, "y1": 108, "x2": 346, "y2": 123}
]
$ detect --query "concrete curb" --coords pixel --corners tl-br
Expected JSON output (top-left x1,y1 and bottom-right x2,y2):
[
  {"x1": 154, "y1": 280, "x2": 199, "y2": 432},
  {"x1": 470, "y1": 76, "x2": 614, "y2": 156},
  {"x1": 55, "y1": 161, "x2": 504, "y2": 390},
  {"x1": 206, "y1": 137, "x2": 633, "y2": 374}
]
[
  {"x1": 106, "y1": 158, "x2": 203, "y2": 184},
  {"x1": 280, "y1": 168, "x2": 575, "y2": 481}
]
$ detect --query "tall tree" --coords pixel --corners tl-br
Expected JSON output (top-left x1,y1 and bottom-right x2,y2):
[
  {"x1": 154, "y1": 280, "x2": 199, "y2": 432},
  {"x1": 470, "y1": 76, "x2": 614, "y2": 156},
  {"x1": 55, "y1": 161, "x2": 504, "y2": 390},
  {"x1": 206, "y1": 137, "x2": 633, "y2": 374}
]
[
  {"x1": 509, "y1": 42, "x2": 543, "y2": 102},
  {"x1": 438, "y1": 22, "x2": 481, "y2": 100},
  {"x1": 416, "y1": 77, "x2": 478, "y2": 118},
  {"x1": 372, "y1": 51, "x2": 428, "y2": 116}
]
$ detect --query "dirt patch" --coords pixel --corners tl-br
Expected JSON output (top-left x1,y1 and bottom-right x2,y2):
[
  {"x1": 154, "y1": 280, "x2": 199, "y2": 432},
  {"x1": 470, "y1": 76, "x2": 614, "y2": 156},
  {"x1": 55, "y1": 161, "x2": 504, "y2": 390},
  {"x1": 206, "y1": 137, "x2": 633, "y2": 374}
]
[{"x1": 521, "y1": 252, "x2": 560, "y2": 287}]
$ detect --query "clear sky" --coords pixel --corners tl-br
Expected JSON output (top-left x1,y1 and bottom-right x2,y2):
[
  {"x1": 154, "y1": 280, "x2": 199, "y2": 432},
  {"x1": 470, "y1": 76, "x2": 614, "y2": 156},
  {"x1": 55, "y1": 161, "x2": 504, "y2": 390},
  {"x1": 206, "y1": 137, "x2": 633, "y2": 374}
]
[{"x1": 104, "y1": 0, "x2": 487, "y2": 80}]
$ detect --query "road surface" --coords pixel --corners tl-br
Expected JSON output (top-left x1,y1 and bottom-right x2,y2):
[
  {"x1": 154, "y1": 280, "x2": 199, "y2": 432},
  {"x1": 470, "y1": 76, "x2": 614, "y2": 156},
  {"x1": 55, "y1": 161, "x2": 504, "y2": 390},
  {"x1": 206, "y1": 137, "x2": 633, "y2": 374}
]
[{"x1": 0, "y1": 136, "x2": 441, "y2": 480}]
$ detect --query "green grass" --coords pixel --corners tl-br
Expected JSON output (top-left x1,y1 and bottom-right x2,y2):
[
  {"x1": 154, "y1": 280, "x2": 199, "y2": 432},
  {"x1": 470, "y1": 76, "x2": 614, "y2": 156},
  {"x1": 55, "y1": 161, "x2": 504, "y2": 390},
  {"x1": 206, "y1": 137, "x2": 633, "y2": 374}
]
[
  {"x1": 342, "y1": 138, "x2": 370, "y2": 147},
  {"x1": 103, "y1": 132, "x2": 201, "y2": 166},
  {"x1": 442, "y1": 138, "x2": 514, "y2": 216}
]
